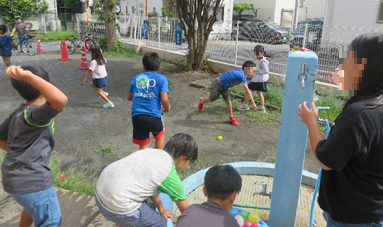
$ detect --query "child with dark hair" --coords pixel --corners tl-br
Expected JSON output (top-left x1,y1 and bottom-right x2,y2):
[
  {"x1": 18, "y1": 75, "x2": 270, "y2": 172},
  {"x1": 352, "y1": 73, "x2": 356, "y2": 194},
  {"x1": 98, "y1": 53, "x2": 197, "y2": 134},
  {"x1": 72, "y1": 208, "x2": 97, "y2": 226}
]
[
  {"x1": 198, "y1": 61, "x2": 257, "y2": 126},
  {"x1": 0, "y1": 65, "x2": 68, "y2": 227},
  {"x1": 0, "y1": 25, "x2": 15, "y2": 67},
  {"x1": 127, "y1": 51, "x2": 170, "y2": 149},
  {"x1": 238, "y1": 45, "x2": 272, "y2": 113},
  {"x1": 84, "y1": 45, "x2": 114, "y2": 109},
  {"x1": 95, "y1": 133, "x2": 198, "y2": 227},
  {"x1": 176, "y1": 164, "x2": 242, "y2": 227}
]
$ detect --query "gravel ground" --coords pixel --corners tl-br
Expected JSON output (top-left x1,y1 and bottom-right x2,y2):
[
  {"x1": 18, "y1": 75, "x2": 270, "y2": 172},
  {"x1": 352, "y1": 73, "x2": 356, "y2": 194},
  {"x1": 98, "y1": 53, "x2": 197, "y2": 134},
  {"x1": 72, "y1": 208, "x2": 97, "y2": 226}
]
[{"x1": 0, "y1": 43, "x2": 320, "y2": 177}]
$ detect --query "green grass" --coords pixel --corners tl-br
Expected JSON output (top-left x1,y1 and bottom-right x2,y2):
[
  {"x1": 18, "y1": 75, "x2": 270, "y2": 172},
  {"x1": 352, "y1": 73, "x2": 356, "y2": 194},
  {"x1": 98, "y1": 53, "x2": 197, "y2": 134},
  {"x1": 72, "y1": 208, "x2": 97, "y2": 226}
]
[
  {"x1": 0, "y1": 150, "x2": 96, "y2": 195},
  {"x1": 200, "y1": 81, "x2": 344, "y2": 124},
  {"x1": 97, "y1": 145, "x2": 115, "y2": 155},
  {"x1": 314, "y1": 95, "x2": 344, "y2": 122},
  {"x1": 50, "y1": 159, "x2": 97, "y2": 195},
  {"x1": 37, "y1": 31, "x2": 80, "y2": 42}
]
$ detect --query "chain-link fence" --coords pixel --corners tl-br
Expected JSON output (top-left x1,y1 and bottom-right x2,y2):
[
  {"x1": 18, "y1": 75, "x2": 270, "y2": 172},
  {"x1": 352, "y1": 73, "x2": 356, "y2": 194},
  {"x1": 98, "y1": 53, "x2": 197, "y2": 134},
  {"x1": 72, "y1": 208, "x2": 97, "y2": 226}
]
[
  {"x1": 73, "y1": 15, "x2": 383, "y2": 84},
  {"x1": 118, "y1": 15, "x2": 188, "y2": 52}
]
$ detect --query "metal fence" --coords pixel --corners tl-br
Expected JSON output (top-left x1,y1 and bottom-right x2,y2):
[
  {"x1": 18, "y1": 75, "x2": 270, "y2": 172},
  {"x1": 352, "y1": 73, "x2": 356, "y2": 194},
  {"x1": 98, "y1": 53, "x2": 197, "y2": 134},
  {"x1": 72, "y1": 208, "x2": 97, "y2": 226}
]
[{"x1": 75, "y1": 15, "x2": 383, "y2": 84}]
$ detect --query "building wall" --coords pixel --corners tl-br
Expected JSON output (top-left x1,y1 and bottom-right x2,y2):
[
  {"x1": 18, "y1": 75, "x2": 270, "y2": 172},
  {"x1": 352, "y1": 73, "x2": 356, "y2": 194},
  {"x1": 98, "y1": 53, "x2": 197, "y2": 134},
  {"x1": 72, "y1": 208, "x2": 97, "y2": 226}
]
[
  {"x1": 121, "y1": 0, "x2": 163, "y2": 16},
  {"x1": 212, "y1": 0, "x2": 234, "y2": 34},
  {"x1": 234, "y1": 0, "x2": 275, "y2": 21},
  {"x1": 274, "y1": 0, "x2": 295, "y2": 25},
  {"x1": 323, "y1": 0, "x2": 383, "y2": 45},
  {"x1": 298, "y1": 0, "x2": 326, "y2": 21}
]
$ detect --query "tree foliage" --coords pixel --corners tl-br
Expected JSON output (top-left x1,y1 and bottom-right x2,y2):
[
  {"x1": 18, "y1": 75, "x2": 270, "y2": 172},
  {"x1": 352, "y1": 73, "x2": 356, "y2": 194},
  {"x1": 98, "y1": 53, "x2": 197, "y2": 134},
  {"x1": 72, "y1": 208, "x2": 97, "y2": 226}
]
[
  {"x1": 0, "y1": 0, "x2": 49, "y2": 25},
  {"x1": 233, "y1": 3, "x2": 255, "y2": 18},
  {"x1": 173, "y1": 0, "x2": 222, "y2": 70}
]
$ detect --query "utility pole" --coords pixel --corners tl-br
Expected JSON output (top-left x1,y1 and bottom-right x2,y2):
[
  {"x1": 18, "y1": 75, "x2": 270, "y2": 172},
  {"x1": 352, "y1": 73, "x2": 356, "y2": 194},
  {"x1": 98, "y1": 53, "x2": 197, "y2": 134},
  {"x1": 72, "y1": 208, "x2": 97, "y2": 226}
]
[{"x1": 292, "y1": 0, "x2": 300, "y2": 31}]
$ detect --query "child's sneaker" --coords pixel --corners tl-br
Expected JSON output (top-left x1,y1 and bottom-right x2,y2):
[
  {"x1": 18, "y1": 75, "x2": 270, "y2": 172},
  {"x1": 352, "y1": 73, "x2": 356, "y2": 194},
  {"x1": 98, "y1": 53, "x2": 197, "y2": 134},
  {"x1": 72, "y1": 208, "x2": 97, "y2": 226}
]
[
  {"x1": 237, "y1": 104, "x2": 249, "y2": 111},
  {"x1": 103, "y1": 102, "x2": 114, "y2": 109},
  {"x1": 198, "y1": 98, "x2": 204, "y2": 112},
  {"x1": 229, "y1": 116, "x2": 239, "y2": 126},
  {"x1": 256, "y1": 106, "x2": 266, "y2": 113},
  {"x1": 103, "y1": 91, "x2": 109, "y2": 97}
]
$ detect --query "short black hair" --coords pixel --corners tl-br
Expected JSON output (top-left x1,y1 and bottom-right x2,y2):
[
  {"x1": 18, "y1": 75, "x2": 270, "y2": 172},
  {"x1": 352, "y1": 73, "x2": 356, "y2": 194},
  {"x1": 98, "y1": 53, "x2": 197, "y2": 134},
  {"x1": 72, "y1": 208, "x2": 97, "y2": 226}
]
[
  {"x1": 164, "y1": 133, "x2": 198, "y2": 162},
  {"x1": 0, "y1": 25, "x2": 7, "y2": 33},
  {"x1": 11, "y1": 66, "x2": 50, "y2": 101},
  {"x1": 242, "y1": 60, "x2": 256, "y2": 69},
  {"x1": 142, "y1": 52, "x2": 161, "y2": 71},
  {"x1": 205, "y1": 165, "x2": 242, "y2": 200}
]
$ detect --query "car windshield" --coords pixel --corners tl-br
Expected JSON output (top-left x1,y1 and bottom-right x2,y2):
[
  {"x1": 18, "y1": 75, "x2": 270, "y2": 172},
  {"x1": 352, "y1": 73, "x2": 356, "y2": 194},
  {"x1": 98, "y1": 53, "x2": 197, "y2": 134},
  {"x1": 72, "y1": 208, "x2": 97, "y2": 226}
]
[{"x1": 266, "y1": 22, "x2": 280, "y2": 29}]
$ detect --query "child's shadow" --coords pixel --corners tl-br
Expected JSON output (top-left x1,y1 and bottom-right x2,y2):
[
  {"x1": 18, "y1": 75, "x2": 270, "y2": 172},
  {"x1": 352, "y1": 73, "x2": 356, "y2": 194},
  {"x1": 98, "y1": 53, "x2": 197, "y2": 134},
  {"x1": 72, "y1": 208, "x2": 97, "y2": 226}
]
[{"x1": 172, "y1": 112, "x2": 233, "y2": 132}]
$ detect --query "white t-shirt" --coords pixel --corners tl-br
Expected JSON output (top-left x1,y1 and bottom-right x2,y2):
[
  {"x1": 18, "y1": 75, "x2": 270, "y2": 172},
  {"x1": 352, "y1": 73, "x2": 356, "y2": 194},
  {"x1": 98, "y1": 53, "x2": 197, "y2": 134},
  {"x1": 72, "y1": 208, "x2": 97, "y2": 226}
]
[
  {"x1": 89, "y1": 59, "x2": 107, "y2": 79},
  {"x1": 95, "y1": 148, "x2": 187, "y2": 214},
  {"x1": 251, "y1": 57, "x2": 269, "y2": 83}
]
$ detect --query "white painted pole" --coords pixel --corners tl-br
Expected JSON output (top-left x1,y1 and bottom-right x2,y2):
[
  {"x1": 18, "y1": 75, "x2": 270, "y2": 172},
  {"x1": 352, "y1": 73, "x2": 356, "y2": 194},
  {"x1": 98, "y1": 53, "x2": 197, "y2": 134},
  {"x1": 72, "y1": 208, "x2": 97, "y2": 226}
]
[
  {"x1": 292, "y1": 0, "x2": 300, "y2": 31},
  {"x1": 234, "y1": 20, "x2": 239, "y2": 66},
  {"x1": 158, "y1": 16, "x2": 161, "y2": 49},
  {"x1": 320, "y1": 0, "x2": 331, "y2": 48}
]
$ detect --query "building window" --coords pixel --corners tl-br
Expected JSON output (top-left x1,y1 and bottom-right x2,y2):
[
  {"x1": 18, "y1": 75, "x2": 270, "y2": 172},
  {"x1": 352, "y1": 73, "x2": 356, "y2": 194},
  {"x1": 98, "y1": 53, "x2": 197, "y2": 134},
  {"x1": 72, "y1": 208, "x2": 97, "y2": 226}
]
[
  {"x1": 153, "y1": 7, "x2": 156, "y2": 14},
  {"x1": 209, "y1": 7, "x2": 224, "y2": 21},
  {"x1": 126, "y1": 6, "x2": 129, "y2": 14},
  {"x1": 173, "y1": 3, "x2": 177, "y2": 15},
  {"x1": 378, "y1": 1, "x2": 383, "y2": 23},
  {"x1": 132, "y1": 6, "x2": 135, "y2": 14}
]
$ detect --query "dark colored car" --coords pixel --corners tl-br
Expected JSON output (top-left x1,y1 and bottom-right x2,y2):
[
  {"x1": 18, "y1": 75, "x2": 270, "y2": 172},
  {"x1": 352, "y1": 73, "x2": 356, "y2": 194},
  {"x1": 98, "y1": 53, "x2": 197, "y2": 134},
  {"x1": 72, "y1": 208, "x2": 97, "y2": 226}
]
[
  {"x1": 290, "y1": 18, "x2": 323, "y2": 51},
  {"x1": 231, "y1": 18, "x2": 289, "y2": 44}
]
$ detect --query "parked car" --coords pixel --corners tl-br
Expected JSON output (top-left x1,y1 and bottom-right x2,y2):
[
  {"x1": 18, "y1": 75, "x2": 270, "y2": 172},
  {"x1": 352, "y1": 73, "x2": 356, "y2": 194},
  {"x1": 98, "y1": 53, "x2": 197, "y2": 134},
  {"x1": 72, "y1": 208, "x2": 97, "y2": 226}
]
[
  {"x1": 290, "y1": 18, "x2": 323, "y2": 51},
  {"x1": 231, "y1": 18, "x2": 289, "y2": 44}
]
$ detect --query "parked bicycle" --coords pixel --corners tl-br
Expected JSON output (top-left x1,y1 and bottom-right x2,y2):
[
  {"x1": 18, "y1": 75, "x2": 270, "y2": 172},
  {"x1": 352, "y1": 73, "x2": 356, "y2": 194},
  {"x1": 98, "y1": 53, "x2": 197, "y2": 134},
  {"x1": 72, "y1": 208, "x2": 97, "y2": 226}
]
[
  {"x1": 60, "y1": 30, "x2": 97, "y2": 54},
  {"x1": 11, "y1": 34, "x2": 40, "y2": 56}
]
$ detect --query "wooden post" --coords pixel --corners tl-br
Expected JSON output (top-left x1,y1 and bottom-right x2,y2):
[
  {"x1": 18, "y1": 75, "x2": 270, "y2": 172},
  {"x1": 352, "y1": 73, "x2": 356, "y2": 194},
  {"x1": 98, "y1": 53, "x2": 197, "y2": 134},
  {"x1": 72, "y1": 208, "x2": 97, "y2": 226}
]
[{"x1": 268, "y1": 51, "x2": 318, "y2": 227}]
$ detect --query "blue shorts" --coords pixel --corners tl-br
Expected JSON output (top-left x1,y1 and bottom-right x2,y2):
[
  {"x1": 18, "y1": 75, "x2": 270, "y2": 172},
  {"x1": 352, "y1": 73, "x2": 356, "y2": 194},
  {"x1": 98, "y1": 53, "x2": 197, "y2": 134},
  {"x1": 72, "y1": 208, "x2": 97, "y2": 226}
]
[
  {"x1": 95, "y1": 196, "x2": 166, "y2": 227},
  {"x1": 10, "y1": 186, "x2": 62, "y2": 227},
  {"x1": 19, "y1": 34, "x2": 29, "y2": 45},
  {"x1": 92, "y1": 76, "x2": 108, "y2": 89}
]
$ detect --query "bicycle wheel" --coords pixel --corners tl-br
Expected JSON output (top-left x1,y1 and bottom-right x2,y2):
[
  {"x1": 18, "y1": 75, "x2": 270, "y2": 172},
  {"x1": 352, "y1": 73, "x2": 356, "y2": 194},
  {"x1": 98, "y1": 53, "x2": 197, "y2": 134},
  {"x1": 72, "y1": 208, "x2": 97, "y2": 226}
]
[
  {"x1": 21, "y1": 38, "x2": 39, "y2": 56},
  {"x1": 85, "y1": 39, "x2": 97, "y2": 50},
  {"x1": 60, "y1": 39, "x2": 76, "y2": 55}
]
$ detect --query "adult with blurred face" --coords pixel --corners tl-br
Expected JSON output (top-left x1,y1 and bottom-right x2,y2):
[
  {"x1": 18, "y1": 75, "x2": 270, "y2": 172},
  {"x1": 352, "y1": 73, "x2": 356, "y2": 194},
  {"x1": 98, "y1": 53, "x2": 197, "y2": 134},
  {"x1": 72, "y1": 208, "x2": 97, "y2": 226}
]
[{"x1": 298, "y1": 33, "x2": 383, "y2": 226}]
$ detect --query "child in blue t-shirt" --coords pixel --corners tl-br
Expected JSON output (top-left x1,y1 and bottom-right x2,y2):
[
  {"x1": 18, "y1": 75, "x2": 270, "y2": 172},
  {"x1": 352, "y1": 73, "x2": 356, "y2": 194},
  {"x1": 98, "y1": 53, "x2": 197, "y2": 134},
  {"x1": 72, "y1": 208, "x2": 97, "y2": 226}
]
[
  {"x1": 198, "y1": 61, "x2": 257, "y2": 126},
  {"x1": 127, "y1": 52, "x2": 170, "y2": 149},
  {"x1": 0, "y1": 25, "x2": 15, "y2": 67}
]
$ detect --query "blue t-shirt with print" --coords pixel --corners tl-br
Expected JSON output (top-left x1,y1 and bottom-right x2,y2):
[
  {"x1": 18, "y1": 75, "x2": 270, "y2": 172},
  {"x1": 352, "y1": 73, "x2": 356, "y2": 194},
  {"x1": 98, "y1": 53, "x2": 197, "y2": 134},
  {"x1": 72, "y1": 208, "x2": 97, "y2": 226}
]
[
  {"x1": 0, "y1": 35, "x2": 13, "y2": 57},
  {"x1": 219, "y1": 69, "x2": 247, "y2": 89},
  {"x1": 128, "y1": 71, "x2": 169, "y2": 117}
]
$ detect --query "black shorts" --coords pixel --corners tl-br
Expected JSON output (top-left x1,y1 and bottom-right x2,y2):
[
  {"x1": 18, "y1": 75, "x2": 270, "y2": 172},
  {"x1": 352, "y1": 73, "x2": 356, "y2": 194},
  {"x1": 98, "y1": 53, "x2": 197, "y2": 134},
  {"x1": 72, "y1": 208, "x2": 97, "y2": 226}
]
[
  {"x1": 132, "y1": 115, "x2": 164, "y2": 145},
  {"x1": 248, "y1": 82, "x2": 267, "y2": 92}
]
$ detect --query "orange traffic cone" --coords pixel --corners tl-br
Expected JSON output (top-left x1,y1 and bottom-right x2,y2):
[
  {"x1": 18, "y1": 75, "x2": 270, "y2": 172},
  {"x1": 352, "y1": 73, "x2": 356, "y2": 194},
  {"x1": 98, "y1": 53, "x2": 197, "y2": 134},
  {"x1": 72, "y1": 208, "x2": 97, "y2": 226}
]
[
  {"x1": 59, "y1": 40, "x2": 71, "y2": 61},
  {"x1": 77, "y1": 46, "x2": 89, "y2": 70},
  {"x1": 37, "y1": 36, "x2": 46, "y2": 54}
]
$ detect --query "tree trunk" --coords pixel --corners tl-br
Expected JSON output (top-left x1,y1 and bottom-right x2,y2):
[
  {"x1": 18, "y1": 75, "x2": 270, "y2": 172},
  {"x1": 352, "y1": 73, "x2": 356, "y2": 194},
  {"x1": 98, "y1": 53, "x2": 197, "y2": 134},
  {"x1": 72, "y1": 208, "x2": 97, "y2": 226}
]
[{"x1": 104, "y1": 0, "x2": 117, "y2": 51}]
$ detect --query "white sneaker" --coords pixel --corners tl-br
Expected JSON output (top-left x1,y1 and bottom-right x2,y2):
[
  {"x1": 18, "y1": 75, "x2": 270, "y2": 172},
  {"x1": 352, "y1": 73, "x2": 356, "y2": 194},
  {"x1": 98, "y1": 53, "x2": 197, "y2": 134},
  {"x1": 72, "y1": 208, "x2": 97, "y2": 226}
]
[
  {"x1": 237, "y1": 104, "x2": 249, "y2": 111},
  {"x1": 256, "y1": 106, "x2": 266, "y2": 113},
  {"x1": 103, "y1": 102, "x2": 114, "y2": 109},
  {"x1": 103, "y1": 91, "x2": 109, "y2": 97}
]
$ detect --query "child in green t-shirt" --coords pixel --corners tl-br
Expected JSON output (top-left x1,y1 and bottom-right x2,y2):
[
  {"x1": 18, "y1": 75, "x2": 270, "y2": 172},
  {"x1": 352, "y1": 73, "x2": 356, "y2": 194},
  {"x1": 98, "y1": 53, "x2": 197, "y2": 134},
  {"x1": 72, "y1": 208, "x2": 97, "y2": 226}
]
[{"x1": 95, "y1": 133, "x2": 198, "y2": 227}]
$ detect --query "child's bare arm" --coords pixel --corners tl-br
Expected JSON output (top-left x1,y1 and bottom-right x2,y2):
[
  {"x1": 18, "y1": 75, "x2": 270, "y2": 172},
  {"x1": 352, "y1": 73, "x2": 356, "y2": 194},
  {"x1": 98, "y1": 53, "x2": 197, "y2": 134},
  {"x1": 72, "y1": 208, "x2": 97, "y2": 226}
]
[
  {"x1": 84, "y1": 69, "x2": 92, "y2": 84},
  {"x1": 6, "y1": 66, "x2": 68, "y2": 111},
  {"x1": 160, "y1": 92, "x2": 170, "y2": 112},
  {"x1": 150, "y1": 194, "x2": 173, "y2": 220},
  {"x1": 127, "y1": 92, "x2": 133, "y2": 101},
  {"x1": 0, "y1": 140, "x2": 8, "y2": 151},
  {"x1": 243, "y1": 82, "x2": 257, "y2": 111},
  {"x1": 10, "y1": 29, "x2": 16, "y2": 37},
  {"x1": 175, "y1": 199, "x2": 189, "y2": 213}
]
